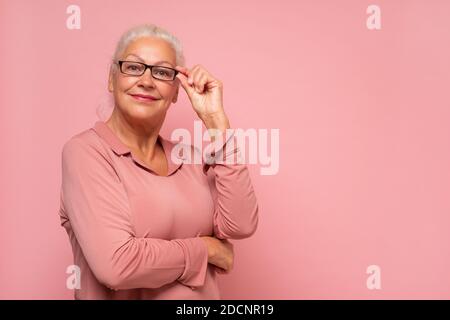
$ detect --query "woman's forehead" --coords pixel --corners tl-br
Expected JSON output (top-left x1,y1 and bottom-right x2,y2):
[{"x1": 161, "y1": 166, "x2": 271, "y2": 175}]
[{"x1": 122, "y1": 37, "x2": 176, "y2": 65}]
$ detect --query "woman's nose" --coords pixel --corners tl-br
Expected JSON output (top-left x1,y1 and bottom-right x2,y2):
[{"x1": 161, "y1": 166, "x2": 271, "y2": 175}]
[{"x1": 137, "y1": 68, "x2": 156, "y2": 87}]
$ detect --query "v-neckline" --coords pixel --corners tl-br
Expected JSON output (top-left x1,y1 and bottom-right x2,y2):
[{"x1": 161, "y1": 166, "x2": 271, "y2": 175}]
[
  {"x1": 92, "y1": 121, "x2": 184, "y2": 177},
  {"x1": 130, "y1": 139, "x2": 169, "y2": 177}
]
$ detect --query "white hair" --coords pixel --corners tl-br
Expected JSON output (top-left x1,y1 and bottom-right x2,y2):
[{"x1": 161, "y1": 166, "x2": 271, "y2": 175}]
[{"x1": 110, "y1": 23, "x2": 185, "y2": 72}]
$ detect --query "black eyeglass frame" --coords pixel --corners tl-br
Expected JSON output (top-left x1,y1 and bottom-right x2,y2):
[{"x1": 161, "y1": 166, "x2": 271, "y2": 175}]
[{"x1": 116, "y1": 60, "x2": 179, "y2": 81}]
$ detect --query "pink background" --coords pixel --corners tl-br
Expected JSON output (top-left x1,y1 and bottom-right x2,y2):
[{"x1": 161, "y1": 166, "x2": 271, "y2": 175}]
[{"x1": 1, "y1": 0, "x2": 450, "y2": 299}]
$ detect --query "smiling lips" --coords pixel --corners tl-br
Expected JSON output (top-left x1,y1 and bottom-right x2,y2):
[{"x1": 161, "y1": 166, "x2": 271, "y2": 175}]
[{"x1": 129, "y1": 93, "x2": 159, "y2": 102}]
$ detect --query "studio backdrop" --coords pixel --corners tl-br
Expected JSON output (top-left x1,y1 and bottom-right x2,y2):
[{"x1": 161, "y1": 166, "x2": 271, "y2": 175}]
[{"x1": 1, "y1": 0, "x2": 449, "y2": 299}]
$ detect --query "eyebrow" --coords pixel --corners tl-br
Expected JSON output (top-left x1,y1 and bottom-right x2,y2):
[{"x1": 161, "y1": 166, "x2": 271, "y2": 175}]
[{"x1": 124, "y1": 54, "x2": 175, "y2": 67}]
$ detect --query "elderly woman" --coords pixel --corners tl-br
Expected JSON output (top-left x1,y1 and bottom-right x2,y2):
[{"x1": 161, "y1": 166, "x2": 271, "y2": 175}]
[{"x1": 59, "y1": 24, "x2": 259, "y2": 300}]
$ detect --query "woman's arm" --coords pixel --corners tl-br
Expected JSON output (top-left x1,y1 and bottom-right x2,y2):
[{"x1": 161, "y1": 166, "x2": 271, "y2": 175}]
[
  {"x1": 202, "y1": 115, "x2": 260, "y2": 240},
  {"x1": 175, "y1": 64, "x2": 259, "y2": 241},
  {"x1": 61, "y1": 137, "x2": 208, "y2": 291}
]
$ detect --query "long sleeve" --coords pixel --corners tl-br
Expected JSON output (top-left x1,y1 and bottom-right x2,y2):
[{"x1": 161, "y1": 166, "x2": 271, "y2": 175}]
[
  {"x1": 61, "y1": 137, "x2": 209, "y2": 291},
  {"x1": 203, "y1": 129, "x2": 259, "y2": 240}
]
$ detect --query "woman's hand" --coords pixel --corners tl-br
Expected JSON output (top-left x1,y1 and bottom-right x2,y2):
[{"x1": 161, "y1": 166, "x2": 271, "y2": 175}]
[
  {"x1": 175, "y1": 65, "x2": 230, "y2": 132},
  {"x1": 200, "y1": 236, "x2": 234, "y2": 274}
]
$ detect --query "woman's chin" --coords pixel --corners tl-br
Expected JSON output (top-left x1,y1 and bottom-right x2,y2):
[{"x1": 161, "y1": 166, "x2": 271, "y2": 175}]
[{"x1": 127, "y1": 105, "x2": 165, "y2": 121}]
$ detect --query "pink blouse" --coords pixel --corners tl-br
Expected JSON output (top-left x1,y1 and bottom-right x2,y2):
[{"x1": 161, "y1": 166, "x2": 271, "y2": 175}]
[{"x1": 59, "y1": 121, "x2": 259, "y2": 300}]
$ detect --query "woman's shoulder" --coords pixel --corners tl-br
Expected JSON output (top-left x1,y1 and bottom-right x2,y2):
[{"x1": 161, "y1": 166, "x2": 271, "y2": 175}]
[{"x1": 61, "y1": 125, "x2": 110, "y2": 164}]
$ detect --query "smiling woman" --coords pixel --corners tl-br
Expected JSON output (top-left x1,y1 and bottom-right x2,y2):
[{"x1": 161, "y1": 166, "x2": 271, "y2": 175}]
[
  {"x1": 59, "y1": 23, "x2": 259, "y2": 300},
  {"x1": 107, "y1": 35, "x2": 180, "y2": 127}
]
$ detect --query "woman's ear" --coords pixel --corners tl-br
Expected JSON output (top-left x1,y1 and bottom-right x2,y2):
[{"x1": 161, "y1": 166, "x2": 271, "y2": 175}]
[
  {"x1": 172, "y1": 86, "x2": 179, "y2": 103},
  {"x1": 108, "y1": 65, "x2": 114, "y2": 93}
]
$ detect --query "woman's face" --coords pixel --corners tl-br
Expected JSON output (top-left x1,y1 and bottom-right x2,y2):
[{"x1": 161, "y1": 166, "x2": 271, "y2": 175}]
[{"x1": 108, "y1": 36, "x2": 179, "y2": 124}]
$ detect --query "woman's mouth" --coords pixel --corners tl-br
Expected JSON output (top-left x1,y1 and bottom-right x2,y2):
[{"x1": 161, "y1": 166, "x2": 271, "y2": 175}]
[{"x1": 129, "y1": 94, "x2": 159, "y2": 103}]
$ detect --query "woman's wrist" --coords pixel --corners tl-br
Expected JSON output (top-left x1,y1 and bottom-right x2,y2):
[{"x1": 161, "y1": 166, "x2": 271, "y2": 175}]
[
  {"x1": 200, "y1": 110, "x2": 230, "y2": 133},
  {"x1": 200, "y1": 236, "x2": 216, "y2": 260}
]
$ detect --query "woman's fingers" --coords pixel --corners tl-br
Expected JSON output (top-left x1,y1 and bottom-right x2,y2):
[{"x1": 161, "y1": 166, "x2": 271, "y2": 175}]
[
  {"x1": 189, "y1": 65, "x2": 201, "y2": 82},
  {"x1": 175, "y1": 65, "x2": 199, "y2": 92},
  {"x1": 175, "y1": 65, "x2": 195, "y2": 85},
  {"x1": 196, "y1": 73, "x2": 208, "y2": 93},
  {"x1": 191, "y1": 67, "x2": 204, "y2": 92},
  {"x1": 174, "y1": 65, "x2": 189, "y2": 76},
  {"x1": 176, "y1": 65, "x2": 212, "y2": 93},
  {"x1": 175, "y1": 71, "x2": 195, "y2": 95}
]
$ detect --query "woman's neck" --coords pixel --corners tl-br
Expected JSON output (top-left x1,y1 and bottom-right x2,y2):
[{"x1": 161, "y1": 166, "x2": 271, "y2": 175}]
[{"x1": 105, "y1": 109, "x2": 164, "y2": 160}]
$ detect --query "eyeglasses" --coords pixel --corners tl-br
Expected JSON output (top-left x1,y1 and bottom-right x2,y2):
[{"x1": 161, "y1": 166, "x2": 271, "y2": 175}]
[{"x1": 116, "y1": 60, "x2": 179, "y2": 81}]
